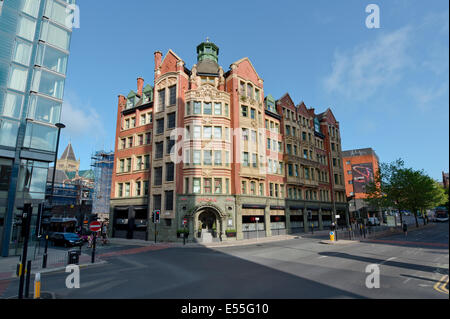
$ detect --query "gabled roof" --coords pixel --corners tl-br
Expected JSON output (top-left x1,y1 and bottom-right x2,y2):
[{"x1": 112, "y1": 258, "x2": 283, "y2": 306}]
[
  {"x1": 277, "y1": 93, "x2": 295, "y2": 109},
  {"x1": 60, "y1": 143, "x2": 77, "y2": 162},
  {"x1": 142, "y1": 84, "x2": 153, "y2": 93},
  {"x1": 230, "y1": 57, "x2": 262, "y2": 82},
  {"x1": 297, "y1": 101, "x2": 310, "y2": 117},
  {"x1": 127, "y1": 90, "x2": 137, "y2": 99},
  {"x1": 318, "y1": 108, "x2": 338, "y2": 124},
  {"x1": 160, "y1": 49, "x2": 183, "y2": 68}
]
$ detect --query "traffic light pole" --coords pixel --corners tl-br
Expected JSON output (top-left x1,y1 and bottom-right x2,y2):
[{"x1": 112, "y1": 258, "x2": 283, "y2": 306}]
[
  {"x1": 91, "y1": 232, "x2": 97, "y2": 264},
  {"x1": 18, "y1": 204, "x2": 32, "y2": 299}
]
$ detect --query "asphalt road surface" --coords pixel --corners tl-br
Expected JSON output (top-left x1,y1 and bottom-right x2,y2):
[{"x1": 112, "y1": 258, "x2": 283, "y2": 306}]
[{"x1": 1, "y1": 223, "x2": 448, "y2": 299}]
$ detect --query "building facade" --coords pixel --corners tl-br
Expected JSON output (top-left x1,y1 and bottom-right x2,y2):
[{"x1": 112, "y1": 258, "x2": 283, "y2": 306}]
[
  {"x1": 342, "y1": 148, "x2": 380, "y2": 220},
  {"x1": 0, "y1": 0, "x2": 75, "y2": 256},
  {"x1": 110, "y1": 40, "x2": 348, "y2": 243}
]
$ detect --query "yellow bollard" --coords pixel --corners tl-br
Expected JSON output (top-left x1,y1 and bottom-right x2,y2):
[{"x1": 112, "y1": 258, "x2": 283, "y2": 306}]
[
  {"x1": 329, "y1": 231, "x2": 335, "y2": 242},
  {"x1": 34, "y1": 273, "x2": 41, "y2": 299}
]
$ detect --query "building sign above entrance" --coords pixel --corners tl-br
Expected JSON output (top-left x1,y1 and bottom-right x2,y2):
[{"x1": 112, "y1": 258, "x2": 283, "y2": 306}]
[{"x1": 197, "y1": 198, "x2": 218, "y2": 203}]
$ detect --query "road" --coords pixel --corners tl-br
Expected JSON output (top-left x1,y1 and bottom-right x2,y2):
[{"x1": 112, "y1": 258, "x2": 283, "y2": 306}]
[{"x1": 1, "y1": 223, "x2": 448, "y2": 299}]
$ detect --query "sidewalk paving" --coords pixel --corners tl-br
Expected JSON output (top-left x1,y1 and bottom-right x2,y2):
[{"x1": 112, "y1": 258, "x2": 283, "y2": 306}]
[{"x1": 0, "y1": 247, "x2": 106, "y2": 281}]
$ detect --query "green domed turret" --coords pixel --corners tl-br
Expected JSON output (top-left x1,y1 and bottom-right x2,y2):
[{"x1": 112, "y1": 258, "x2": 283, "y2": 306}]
[{"x1": 197, "y1": 37, "x2": 219, "y2": 64}]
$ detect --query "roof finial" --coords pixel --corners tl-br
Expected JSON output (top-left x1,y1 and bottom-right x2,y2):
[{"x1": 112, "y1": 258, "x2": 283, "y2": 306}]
[{"x1": 206, "y1": 36, "x2": 210, "y2": 43}]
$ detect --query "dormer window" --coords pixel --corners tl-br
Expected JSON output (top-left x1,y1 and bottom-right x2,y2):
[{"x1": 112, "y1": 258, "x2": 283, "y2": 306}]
[{"x1": 126, "y1": 99, "x2": 134, "y2": 109}]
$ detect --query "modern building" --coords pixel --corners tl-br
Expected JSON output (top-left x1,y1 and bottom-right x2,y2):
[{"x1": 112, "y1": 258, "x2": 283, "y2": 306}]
[
  {"x1": 91, "y1": 150, "x2": 114, "y2": 221},
  {"x1": 0, "y1": 0, "x2": 76, "y2": 257},
  {"x1": 110, "y1": 40, "x2": 348, "y2": 243},
  {"x1": 342, "y1": 148, "x2": 380, "y2": 220}
]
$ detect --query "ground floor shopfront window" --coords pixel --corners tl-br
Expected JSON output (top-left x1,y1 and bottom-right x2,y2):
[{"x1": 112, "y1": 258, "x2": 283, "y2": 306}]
[
  {"x1": 290, "y1": 214, "x2": 304, "y2": 233},
  {"x1": 242, "y1": 216, "x2": 265, "y2": 240},
  {"x1": 270, "y1": 215, "x2": 286, "y2": 236}
]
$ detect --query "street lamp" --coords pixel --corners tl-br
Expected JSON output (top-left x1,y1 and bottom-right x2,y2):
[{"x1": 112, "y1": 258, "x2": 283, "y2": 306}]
[
  {"x1": 49, "y1": 123, "x2": 66, "y2": 205},
  {"x1": 43, "y1": 123, "x2": 65, "y2": 268}
]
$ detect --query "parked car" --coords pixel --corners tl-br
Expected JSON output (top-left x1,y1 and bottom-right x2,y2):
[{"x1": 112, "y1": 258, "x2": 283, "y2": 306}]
[
  {"x1": 50, "y1": 233, "x2": 84, "y2": 248},
  {"x1": 367, "y1": 217, "x2": 381, "y2": 226}
]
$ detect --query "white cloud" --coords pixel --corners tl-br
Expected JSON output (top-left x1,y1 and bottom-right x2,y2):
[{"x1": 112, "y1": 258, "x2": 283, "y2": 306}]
[
  {"x1": 61, "y1": 95, "x2": 105, "y2": 140},
  {"x1": 409, "y1": 81, "x2": 449, "y2": 112},
  {"x1": 323, "y1": 27, "x2": 412, "y2": 101}
]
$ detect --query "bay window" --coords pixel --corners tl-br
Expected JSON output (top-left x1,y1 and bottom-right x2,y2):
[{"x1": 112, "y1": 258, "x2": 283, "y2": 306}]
[
  {"x1": 31, "y1": 69, "x2": 65, "y2": 99},
  {"x1": 23, "y1": 121, "x2": 58, "y2": 152},
  {"x1": 40, "y1": 21, "x2": 71, "y2": 51},
  {"x1": 36, "y1": 43, "x2": 68, "y2": 74},
  {"x1": 27, "y1": 94, "x2": 61, "y2": 124}
]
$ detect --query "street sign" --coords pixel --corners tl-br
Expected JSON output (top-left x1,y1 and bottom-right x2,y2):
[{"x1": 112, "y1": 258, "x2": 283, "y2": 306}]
[
  {"x1": 89, "y1": 221, "x2": 101, "y2": 232},
  {"x1": 255, "y1": 217, "x2": 260, "y2": 221},
  {"x1": 183, "y1": 218, "x2": 187, "y2": 225},
  {"x1": 336, "y1": 215, "x2": 341, "y2": 219}
]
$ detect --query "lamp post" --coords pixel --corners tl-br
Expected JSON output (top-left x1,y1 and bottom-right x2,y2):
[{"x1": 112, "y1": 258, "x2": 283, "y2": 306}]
[
  {"x1": 49, "y1": 123, "x2": 66, "y2": 205},
  {"x1": 43, "y1": 123, "x2": 65, "y2": 268}
]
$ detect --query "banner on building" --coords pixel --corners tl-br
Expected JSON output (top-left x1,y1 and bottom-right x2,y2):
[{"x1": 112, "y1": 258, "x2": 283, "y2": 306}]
[{"x1": 352, "y1": 163, "x2": 374, "y2": 193}]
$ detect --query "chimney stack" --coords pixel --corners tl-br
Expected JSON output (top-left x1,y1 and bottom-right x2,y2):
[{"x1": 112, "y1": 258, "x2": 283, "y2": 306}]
[
  {"x1": 137, "y1": 77, "x2": 144, "y2": 96},
  {"x1": 154, "y1": 51, "x2": 163, "y2": 71}
]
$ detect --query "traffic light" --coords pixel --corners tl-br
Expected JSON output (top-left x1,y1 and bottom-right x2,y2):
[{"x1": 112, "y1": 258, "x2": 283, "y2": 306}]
[
  {"x1": 153, "y1": 210, "x2": 161, "y2": 224},
  {"x1": 16, "y1": 204, "x2": 32, "y2": 238}
]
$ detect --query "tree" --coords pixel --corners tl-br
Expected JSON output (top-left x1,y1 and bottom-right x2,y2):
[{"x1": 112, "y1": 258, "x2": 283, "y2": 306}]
[
  {"x1": 365, "y1": 159, "x2": 445, "y2": 228},
  {"x1": 365, "y1": 159, "x2": 406, "y2": 224},
  {"x1": 395, "y1": 168, "x2": 446, "y2": 228}
]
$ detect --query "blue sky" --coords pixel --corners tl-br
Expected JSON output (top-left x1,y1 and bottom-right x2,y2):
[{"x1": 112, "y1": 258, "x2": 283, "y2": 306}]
[{"x1": 61, "y1": 0, "x2": 449, "y2": 180}]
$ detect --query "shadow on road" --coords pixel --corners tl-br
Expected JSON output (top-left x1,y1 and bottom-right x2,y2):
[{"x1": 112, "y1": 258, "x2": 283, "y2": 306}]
[{"x1": 318, "y1": 251, "x2": 449, "y2": 275}]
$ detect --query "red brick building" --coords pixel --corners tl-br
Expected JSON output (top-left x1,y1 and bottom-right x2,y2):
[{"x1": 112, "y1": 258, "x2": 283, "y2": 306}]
[
  {"x1": 110, "y1": 40, "x2": 348, "y2": 242},
  {"x1": 342, "y1": 148, "x2": 380, "y2": 220}
]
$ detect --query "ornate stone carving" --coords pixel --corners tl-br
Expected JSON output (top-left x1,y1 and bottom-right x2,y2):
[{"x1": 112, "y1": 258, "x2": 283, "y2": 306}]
[{"x1": 202, "y1": 169, "x2": 212, "y2": 177}]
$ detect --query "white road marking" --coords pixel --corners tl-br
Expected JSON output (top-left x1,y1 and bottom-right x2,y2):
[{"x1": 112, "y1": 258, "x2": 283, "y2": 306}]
[
  {"x1": 318, "y1": 256, "x2": 328, "y2": 259},
  {"x1": 379, "y1": 257, "x2": 396, "y2": 265}
]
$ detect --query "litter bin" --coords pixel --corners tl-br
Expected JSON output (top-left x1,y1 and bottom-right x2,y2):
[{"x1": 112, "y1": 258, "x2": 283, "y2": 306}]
[{"x1": 68, "y1": 250, "x2": 80, "y2": 265}]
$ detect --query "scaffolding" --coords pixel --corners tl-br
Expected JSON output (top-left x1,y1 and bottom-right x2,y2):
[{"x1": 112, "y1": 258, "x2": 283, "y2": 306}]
[{"x1": 91, "y1": 150, "x2": 114, "y2": 220}]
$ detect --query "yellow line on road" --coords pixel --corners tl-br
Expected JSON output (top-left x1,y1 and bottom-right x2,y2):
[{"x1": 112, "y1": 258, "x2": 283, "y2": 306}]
[{"x1": 434, "y1": 275, "x2": 449, "y2": 294}]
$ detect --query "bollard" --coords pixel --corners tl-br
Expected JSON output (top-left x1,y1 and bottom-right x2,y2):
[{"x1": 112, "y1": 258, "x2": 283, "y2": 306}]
[
  {"x1": 34, "y1": 273, "x2": 41, "y2": 299},
  {"x1": 329, "y1": 231, "x2": 335, "y2": 242}
]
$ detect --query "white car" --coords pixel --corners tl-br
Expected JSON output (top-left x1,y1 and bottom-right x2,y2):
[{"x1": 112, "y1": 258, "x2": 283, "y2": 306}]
[{"x1": 367, "y1": 217, "x2": 380, "y2": 226}]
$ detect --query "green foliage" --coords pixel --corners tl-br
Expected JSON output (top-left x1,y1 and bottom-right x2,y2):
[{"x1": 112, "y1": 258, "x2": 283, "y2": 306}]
[{"x1": 365, "y1": 159, "x2": 446, "y2": 227}]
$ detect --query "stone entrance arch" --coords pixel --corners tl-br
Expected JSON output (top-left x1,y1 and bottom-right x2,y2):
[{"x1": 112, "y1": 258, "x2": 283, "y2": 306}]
[{"x1": 186, "y1": 204, "x2": 227, "y2": 242}]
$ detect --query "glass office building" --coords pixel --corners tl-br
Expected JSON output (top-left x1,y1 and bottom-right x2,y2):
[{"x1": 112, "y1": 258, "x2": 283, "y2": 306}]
[{"x1": 0, "y1": 0, "x2": 75, "y2": 257}]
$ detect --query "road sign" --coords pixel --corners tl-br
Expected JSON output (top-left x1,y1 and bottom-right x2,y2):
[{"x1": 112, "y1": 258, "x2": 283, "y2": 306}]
[
  {"x1": 89, "y1": 221, "x2": 101, "y2": 232},
  {"x1": 183, "y1": 218, "x2": 187, "y2": 225},
  {"x1": 255, "y1": 217, "x2": 260, "y2": 222},
  {"x1": 336, "y1": 215, "x2": 341, "y2": 219}
]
